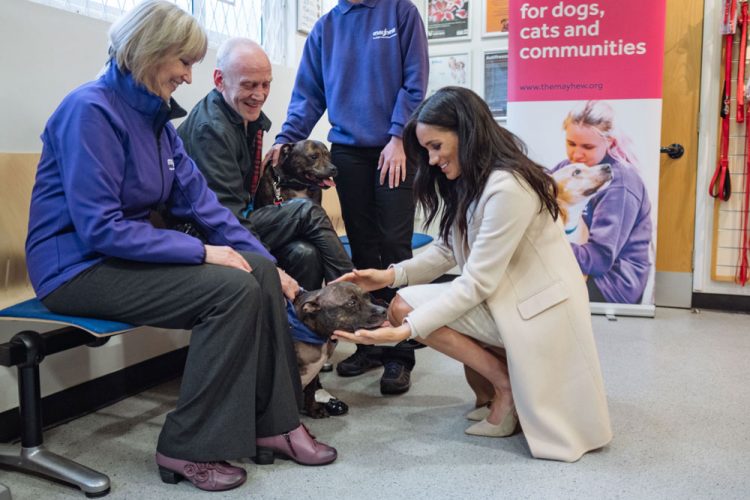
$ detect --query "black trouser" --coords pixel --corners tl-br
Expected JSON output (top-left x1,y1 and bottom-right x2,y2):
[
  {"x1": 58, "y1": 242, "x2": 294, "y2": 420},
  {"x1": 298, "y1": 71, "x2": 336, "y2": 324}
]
[
  {"x1": 249, "y1": 198, "x2": 353, "y2": 290},
  {"x1": 43, "y1": 252, "x2": 302, "y2": 462},
  {"x1": 331, "y1": 144, "x2": 416, "y2": 369}
]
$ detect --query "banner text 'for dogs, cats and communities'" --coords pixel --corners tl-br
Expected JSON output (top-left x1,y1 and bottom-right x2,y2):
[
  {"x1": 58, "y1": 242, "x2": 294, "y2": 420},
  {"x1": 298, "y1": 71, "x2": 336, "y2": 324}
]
[{"x1": 507, "y1": 0, "x2": 666, "y2": 314}]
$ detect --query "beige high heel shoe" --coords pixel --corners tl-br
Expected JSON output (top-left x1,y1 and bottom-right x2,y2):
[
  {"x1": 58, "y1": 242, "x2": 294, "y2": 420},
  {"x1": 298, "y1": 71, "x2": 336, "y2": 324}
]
[
  {"x1": 465, "y1": 404, "x2": 491, "y2": 422},
  {"x1": 464, "y1": 406, "x2": 518, "y2": 437}
]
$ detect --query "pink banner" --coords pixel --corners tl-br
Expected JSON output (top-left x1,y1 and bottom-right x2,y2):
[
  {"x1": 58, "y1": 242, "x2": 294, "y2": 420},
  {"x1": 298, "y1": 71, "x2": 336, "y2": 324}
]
[{"x1": 508, "y1": 1, "x2": 666, "y2": 101}]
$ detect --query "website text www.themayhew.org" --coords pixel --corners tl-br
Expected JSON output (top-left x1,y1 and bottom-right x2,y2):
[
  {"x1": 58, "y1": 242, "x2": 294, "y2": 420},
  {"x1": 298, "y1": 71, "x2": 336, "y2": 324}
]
[{"x1": 518, "y1": 82, "x2": 604, "y2": 92}]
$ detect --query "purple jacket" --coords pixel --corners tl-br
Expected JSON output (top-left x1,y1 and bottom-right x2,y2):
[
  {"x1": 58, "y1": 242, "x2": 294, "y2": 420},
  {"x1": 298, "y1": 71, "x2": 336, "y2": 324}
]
[
  {"x1": 552, "y1": 157, "x2": 652, "y2": 303},
  {"x1": 26, "y1": 61, "x2": 272, "y2": 299},
  {"x1": 276, "y1": 0, "x2": 428, "y2": 147}
]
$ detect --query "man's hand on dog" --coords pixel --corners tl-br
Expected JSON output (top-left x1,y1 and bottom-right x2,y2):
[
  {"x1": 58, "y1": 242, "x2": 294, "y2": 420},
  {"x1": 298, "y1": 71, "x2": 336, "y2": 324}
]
[
  {"x1": 264, "y1": 143, "x2": 284, "y2": 167},
  {"x1": 378, "y1": 136, "x2": 407, "y2": 189},
  {"x1": 333, "y1": 322, "x2": 411, "y2": 346},
  {"x1": 331, "y1": 268, "x2": 395, "y2": 292},
  {"x1": 277, "y1": 268, "x2": 300, "y2": 300},
  {"x1": 204, "y1": 245, "x2": 252, "y2": 272}
]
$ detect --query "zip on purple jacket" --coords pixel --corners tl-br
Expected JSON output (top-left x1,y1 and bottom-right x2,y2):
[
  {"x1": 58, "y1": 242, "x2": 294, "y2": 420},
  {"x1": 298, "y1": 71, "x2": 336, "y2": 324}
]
[{"x1": 25, "y1": 61, "x2": 273, "y2": 299}]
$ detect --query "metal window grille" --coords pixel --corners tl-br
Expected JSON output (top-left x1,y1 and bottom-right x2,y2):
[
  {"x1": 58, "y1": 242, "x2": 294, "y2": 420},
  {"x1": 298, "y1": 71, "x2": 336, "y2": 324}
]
[{"x1": 26, "y1": 0, "x2": 287, "y2": 64}]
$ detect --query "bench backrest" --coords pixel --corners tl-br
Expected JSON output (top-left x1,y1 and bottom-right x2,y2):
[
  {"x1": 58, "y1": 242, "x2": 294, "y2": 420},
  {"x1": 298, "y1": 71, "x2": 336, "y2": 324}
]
[
  {"x1": 0, "y1": 152, "x2": 346, "y2": 311},
  {"x1": 0, "y1": 153, "x2": 38, "y2": 310}
]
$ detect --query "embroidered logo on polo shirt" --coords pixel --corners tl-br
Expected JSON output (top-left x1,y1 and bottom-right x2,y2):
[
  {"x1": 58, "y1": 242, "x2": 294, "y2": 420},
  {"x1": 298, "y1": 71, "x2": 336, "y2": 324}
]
[{"x1": 372, "y1": 27, "x2": 397, "y2": 39}]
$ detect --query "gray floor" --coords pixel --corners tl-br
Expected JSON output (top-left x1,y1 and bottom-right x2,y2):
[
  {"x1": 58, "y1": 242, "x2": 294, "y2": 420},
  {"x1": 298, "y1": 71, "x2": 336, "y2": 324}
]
[{"x1": 1, "y1": 307, "x2": 749, "y2": 499}]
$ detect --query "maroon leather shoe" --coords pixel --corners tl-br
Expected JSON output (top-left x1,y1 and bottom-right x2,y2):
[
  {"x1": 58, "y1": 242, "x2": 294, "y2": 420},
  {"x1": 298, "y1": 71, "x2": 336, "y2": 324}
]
[
  {"x1": 155, "y1": 452, "x2": 247, "y2": 491},
  {"x1": 254, "y1": 424, "x2": 337, "y2": 466}
]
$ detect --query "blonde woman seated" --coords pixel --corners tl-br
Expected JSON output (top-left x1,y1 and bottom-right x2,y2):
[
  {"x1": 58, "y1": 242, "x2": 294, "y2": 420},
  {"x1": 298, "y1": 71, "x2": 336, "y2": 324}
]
[{"x1": 333, "y1": 87, "x2": 612, "y2": 462}]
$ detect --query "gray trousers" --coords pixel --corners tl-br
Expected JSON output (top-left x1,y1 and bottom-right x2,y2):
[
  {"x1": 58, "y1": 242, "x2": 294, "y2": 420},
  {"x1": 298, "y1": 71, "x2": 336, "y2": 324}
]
[{"x1": 43, "y1": 252, "x2": 301, "y2": 462}]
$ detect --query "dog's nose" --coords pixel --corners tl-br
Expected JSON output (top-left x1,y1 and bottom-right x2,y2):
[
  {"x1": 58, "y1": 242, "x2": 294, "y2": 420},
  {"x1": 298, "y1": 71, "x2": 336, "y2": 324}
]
[{"x1": 601, "y1": 164, "x2": 612, "y2": 173}]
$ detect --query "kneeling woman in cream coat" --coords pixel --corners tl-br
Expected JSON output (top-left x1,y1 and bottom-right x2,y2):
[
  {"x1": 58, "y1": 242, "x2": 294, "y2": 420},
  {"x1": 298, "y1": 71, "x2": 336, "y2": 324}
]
[{"x1": 333, "y1": 87, "x2": 612, "y2": 462}]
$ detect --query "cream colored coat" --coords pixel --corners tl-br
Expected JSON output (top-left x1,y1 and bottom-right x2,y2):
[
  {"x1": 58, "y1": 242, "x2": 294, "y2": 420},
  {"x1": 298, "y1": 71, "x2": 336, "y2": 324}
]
[{"x1": 394, "y1": 170, "x2": 612, "y2": 462}]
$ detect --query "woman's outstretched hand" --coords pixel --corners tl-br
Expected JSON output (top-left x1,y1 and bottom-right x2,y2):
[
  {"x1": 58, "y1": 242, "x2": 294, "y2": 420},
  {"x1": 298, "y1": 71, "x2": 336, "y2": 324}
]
[
  {"x1": 204, "y1": 245, "x2": 252, "y2": 272},
  {"x1": 331, "y1": 268, "x2": 395, "y2": 292},
  {"x1": 333, "y1": 322, "x2": 411, "y2": 346}
]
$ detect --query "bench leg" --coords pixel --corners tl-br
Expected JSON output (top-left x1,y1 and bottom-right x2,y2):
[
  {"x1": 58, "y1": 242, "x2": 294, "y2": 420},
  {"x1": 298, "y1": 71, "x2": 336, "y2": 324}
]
[
  {"x1": 0, "y1": 481, "x2": 10, "y2": 500},
  {"x1": 0, "y1": 445, "x2": 110, "y2": 497},
  {"x1": 0, "y1": 331, "x2": 110, "y2": 497}
]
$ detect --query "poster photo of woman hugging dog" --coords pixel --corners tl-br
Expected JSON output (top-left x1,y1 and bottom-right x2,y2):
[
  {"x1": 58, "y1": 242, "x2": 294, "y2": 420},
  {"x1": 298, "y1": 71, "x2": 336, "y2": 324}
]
[{"x1": 512, "y1": 99, "x2": 658, "y2": 306}]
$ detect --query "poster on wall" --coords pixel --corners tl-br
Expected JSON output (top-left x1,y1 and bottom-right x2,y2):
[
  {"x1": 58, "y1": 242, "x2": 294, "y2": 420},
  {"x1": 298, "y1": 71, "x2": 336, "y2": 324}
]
[
  {"x1": 507, "y1": 0, "x2": 666, "y2": 316},
  {"x1": 427, "y1": 53, "x2": 471, "y2": 96},
  {"x1": 426, "y1": 0, "x2": 471, "y2": 42},
  {"x1": 297, "y1": 0, "x2": 322, "y2": 34},
  {"x1": 483, "y1": 50, "x2": 508, "y2": 118},
  {"x1": 482, "y1": 0, "x2": 509, "y2": 37}
]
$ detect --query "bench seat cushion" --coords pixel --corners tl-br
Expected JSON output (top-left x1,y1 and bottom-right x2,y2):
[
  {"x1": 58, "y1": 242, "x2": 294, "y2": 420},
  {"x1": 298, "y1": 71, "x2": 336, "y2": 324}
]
[
  {"x1": 0, "y1": 299, "x2": 134, "y2": 336},
  {"x1": 339, "y1": 233, "x2": 433, "y2": 257}
]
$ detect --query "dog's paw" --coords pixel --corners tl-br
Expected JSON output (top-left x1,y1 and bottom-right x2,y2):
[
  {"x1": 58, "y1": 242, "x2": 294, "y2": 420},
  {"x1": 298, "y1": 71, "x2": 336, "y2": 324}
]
[{"x1": 304, "y1": 402, "x2": 330, "y2": 419}]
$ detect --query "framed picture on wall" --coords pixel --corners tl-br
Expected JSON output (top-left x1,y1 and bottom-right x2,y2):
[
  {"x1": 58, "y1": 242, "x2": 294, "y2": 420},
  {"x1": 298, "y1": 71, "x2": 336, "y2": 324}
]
[
  {"x1": 483, "y1": 49, "x2": 508, "y2": 118},
  {"x1": 427, "y1": 52, "x2": 472, "y2": 96},
  {"x1": 425, "y1": 0, "x2": 471, "y2": 42},
  {"x1": 297, "y1": 0, "x2": 322, "y2": 35},
  {"x1": 482, "y1": 0, "x2": 509, "y2": 37}
]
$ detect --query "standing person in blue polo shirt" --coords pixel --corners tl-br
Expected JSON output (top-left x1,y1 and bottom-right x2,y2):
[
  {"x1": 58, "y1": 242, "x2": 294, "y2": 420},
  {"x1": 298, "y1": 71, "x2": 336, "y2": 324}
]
[{"x1": 269, "y1": 0, "x2": 429, "y2": 395}]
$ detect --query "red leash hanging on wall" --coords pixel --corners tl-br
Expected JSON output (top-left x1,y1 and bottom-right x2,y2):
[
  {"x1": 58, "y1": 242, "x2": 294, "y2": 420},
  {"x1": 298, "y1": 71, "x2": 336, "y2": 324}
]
[
  {"x1": 738, "y1": 2, "x2": 750, "y2": 284},
  {"x1": 710, "y1": 0, "x2": 738, "y2": 201}
]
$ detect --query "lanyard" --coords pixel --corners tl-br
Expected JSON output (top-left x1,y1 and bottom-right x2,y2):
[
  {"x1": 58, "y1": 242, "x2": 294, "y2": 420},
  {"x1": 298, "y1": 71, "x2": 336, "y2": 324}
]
[{"x1": 710, "y1": 32, "x2": 734, "y2": 201}]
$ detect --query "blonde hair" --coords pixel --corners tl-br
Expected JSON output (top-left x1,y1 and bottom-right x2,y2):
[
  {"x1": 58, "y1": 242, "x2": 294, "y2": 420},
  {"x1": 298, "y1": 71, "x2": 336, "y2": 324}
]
[
  {"x1": 563, "y1": 100, "x2": 638, "y2": 167},
  {"x1": 108, "y1": 0, "x2": 207, "y2": 92}
]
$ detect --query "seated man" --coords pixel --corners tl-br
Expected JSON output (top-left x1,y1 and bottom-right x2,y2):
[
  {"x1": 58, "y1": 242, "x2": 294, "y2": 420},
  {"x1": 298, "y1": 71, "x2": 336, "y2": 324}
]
[
  {"x1": 177, "y1": 38, "x2": 352, "y2": 292},
  {"x1": 178, "y1": 38, "x2": 352, "y2": 414}
]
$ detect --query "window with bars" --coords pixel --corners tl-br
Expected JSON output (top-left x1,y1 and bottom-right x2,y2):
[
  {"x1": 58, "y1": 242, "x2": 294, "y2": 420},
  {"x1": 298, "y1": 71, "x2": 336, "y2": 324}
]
[{"x1": 27, "y1": 0, "x2": 287, "y2": 64}]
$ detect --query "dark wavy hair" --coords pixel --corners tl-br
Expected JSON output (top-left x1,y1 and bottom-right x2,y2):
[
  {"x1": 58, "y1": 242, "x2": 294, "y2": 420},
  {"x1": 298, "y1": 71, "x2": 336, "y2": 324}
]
[{"x1": 403, "y1": 86, "x2": 559, "y2": 248}]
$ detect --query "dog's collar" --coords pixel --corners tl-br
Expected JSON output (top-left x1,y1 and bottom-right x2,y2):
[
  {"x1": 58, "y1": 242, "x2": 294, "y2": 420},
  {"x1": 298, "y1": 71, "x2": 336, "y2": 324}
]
[
  {"x1": 269, "y1": 165, "x2": 284, "y2": 205},
  {"x1": 565, "y1": 225, "x2": 578, "y2": 235},
  {"x1": 269, "y1": 165, "x2": 326, "y2": 206},
  {"x1": 279, "y1": 178, "x2": 322, "y2": 192}
]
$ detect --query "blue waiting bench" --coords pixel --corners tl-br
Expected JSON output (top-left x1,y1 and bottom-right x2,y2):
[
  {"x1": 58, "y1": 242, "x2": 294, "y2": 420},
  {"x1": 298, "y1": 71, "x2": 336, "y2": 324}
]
[
  {"x1": 0, "y1": 232, "x2": 433, "y2": 497},
  {"x1": 0, "y1": 299, "x2": 134, "y2": 497},
  {"x1": 339, "y1": 232, "x2": 433, "y2": 257}
]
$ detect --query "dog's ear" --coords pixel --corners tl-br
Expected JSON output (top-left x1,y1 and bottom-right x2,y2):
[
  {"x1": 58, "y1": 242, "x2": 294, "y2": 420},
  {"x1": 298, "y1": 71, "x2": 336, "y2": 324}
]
[
  {"x1": 278, "y1": 143, "x2": 293, "y2": 165},
  {"x1": 301, "y1": 300, "x2": 321, "y2": 316}
]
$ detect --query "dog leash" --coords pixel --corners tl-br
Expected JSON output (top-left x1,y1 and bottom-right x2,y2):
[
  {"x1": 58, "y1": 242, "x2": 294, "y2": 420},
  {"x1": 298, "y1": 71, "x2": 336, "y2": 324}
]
[
  {"x1": 739, "y1": 2, "x2": 749, "y2": 122},
  {"x1": 738, "y1": 118, "x2": 750, "y2": 285},
  {"x1": 710, "y1": 4, "x2": 738, "y2": 201}
]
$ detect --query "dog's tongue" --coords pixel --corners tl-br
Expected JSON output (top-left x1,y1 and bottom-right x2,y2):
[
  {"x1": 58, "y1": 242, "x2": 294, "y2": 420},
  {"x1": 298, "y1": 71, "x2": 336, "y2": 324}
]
[{"x1": 320, "y1": 178, "x2": 336, "y2": 188}]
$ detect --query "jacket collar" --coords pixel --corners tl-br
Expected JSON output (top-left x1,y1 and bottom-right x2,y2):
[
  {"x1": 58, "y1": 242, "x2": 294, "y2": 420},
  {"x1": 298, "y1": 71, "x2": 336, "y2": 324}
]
[
  {"x1": 208, "y1": 88, "x2": 272, "y2": 134},
  {"x1": 338, "y1": 0, "x2": 376, "y2": 15},
  {"x1": 103, "y1": 60, "x2": 186, "y2": 132}
]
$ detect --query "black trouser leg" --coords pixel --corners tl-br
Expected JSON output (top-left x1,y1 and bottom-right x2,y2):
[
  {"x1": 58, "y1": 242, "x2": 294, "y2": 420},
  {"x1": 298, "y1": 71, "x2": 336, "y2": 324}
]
[
  {"x1": 250, "y1": 199, "x2": 353, "y2": 284},
  {"x1": 42, "y1": 253, "x2": 301, "y2": 461},
  {"x1": 276, "y1": 240, "x2": 324, "y2": 291},
  {"x1": 331, "y1": 144, "x2": 416, "y2": 369}
]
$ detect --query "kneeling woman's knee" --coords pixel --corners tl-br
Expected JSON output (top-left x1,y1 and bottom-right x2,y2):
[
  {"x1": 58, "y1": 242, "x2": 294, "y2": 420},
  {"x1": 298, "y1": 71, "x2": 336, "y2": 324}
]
[{"x1": 388, "y1": 294, "x2": 412, "y2": 325}]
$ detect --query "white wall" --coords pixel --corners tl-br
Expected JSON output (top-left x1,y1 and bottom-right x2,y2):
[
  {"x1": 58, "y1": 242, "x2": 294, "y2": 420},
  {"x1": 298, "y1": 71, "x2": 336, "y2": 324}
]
[
  {"x1": 694, "y1": 1, "x2": 750, "y2": 297},
  {"x1": 0, "y1": 0, "x2": 329, "y2": 414}
]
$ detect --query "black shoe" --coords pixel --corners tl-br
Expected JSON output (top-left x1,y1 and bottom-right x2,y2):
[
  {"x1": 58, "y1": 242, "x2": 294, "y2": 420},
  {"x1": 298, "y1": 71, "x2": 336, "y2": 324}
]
[
  {"x1": 336, "y1": 349, "x2": 383, "y2": 377},
  {"x1": 324, "y1": 398, "x2": 349, "y2": 416},
  {"x1": 380, "y1": 361, "x2": 411, "y2": 395}
]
